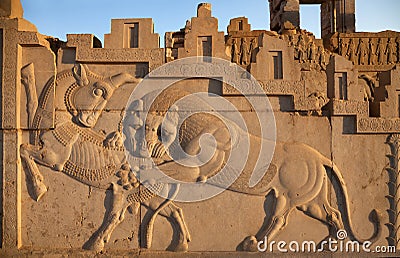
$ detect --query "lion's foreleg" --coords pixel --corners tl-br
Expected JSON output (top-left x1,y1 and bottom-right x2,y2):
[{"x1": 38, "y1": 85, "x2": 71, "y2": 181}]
[
  {"x1": 84, "y1": 183, "x2": 128, "y2": 252},
  {"x1": 145, "y1": 184, "x2": 180, "y2": 249}
]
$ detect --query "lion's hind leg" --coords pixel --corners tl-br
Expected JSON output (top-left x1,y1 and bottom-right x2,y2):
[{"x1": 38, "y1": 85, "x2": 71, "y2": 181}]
[
  {"x1": 240, "y1": 190, "x2": 291, "y2": 252},
  {"x1": 297, "y1": 175, "x2": 344, "y2": 241},
  {"x1": 154, "y1": 202, "x2": 190, "y2": 252}
]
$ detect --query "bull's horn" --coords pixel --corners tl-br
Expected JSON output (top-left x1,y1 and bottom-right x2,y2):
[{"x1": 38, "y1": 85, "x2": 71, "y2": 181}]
[
  {"x1": 72, "y1": 64, "x2": 89, "y2": 86},
  {"x1": 109, "y1": 73, "x2": 142, "y2": 88}
]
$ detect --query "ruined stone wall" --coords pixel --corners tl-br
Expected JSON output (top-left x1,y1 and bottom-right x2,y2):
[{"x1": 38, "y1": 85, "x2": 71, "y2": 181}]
[
  {"x1": 269, "y1": 0, "x2": 356, "y2": 37},
  {"x1": 1, "y1": 1, "x2": 400, "y2": 256}
]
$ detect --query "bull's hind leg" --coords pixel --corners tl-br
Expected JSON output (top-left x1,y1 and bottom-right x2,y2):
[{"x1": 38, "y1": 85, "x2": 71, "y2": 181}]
[
  {"x1": 83, "y1": 183, "x2": 128, "y2": 252},
  {"x1": 241, "y1": 190, "x2": 291, "y2": 252},
  {"x1": 297, "y1": 176, "x2": 344, "y2": 239}
]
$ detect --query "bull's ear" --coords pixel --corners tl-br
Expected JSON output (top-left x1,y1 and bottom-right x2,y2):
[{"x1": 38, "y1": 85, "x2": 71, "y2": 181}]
[
  {"x1": 72, "y1": 64, "x2": 89, "y2": 86},
  {"x1": 166, "y1": 104, "x2": 179, "y2": 126}
]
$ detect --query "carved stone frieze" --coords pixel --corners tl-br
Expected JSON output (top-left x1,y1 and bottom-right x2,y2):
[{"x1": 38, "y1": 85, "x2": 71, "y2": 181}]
[
  {"x1": 283, "y1": 31, "x2": 331, "y2": 70},
  {"x1": 1, "y1": 0, "x2": 399, "y2": 255},
  {"x1": 331, "y1": 32, "x2": 400, "y2": 70}
]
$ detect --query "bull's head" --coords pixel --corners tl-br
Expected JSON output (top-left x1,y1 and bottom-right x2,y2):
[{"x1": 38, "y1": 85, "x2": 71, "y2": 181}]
[{"x1": 71, "y1": 64, "x2": 140, "y2": 128}]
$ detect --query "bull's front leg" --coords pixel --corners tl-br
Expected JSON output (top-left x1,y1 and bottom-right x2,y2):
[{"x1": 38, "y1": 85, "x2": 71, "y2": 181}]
[
  {"x1": 20, "y1": 144, "x2": 48, "y2": 201},
  {"x1": 20, "y1": 129, "x2": 78, "y2": 201}
]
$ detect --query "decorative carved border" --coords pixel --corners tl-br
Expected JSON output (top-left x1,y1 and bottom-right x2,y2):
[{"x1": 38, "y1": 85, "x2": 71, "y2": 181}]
[
  {"x1": 357, "y1": 118, "x2": 400, "y2": 133},
  {"x1": 222, "y1": 80, "x2": 303, "y2": 96},
  {"x1": 386, "y1": 134, "x2": 400, "y2": 249},
  {"x1": 331, "y1": 99, "x2": 369, "y2": 117}
]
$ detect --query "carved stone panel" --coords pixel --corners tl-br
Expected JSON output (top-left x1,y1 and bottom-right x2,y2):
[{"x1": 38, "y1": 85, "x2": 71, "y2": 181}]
[
  {"x1": 1, "y1": 1, "x2": 400, "y2": 256},
  {"x1": 331, "y1": 32, "x2": 400, "y2": 71}
]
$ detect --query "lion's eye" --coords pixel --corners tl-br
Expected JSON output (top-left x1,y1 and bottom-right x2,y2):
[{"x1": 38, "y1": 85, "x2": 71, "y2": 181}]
[
  {"x1": 93, "y1": 88, "x2": 103, "y2": 97},
  {"x1": 157, "y1": 127, "x2": 162, "y2": 141}
]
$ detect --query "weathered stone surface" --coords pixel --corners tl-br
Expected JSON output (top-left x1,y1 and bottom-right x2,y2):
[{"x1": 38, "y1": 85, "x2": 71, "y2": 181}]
[
  {"x1": 0, "y1": 0, "x2": 23, "y2": 18},
  {"x1": 269, "y1": 0, "x2": 355, "y2": 37},
  {"x1": 1, "y1": 0, "x2": 400, "y2": 256}
]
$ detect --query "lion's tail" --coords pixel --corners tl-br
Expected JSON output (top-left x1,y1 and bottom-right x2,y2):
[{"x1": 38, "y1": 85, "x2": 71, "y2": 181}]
[{"x1": 322, "y1": 155, "x2": 382, "y2": 244}]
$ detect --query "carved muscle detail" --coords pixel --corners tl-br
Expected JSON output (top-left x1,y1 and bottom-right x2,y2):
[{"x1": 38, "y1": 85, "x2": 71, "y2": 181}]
[
  {"x1": 74, "y1": 126, "x2": 124, "y2": 152},
  {"x1": 55, "y1": 121, "x2": 125, "y2": 152}
]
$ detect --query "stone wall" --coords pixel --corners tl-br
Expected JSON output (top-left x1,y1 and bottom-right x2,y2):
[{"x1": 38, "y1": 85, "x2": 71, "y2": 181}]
[{"x1": 1, "y1": 1, "x2": 400, "y2": 256}]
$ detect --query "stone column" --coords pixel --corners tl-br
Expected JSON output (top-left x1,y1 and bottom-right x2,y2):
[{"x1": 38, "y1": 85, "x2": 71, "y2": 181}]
[
  {"x1": 1, "y1": 18, "x2": 22, "y2": 252},
  {"x1": 269, "y1": 0, "x2": 300, "y2": 33},
  {"x1": 268, "y1": 0, "x2": 355, "y2": 37},
  {"x1": 0, "y1": 0, "x2": 50, "y2": 252},
  {"x1": 321, "y1": 0, "x2": 355, "y2": 38}
]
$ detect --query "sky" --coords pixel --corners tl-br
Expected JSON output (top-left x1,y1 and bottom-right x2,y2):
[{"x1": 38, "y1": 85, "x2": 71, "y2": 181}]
[{"x1": 21, "y1": 0, "x2": 400, "y2": 46}]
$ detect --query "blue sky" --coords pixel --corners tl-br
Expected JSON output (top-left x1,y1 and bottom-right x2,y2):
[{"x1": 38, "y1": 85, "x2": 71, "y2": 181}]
[{"x1": 21, "y1": 0, "x2": 400, "y2": 46}]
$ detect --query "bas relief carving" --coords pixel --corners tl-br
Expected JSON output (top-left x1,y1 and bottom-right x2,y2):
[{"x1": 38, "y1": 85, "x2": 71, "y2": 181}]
[
  {"x1": 19, "y1": 64, "x2": 383, "y2": 252},
  {"x1": 2, "y1": 0, "x2": 398, "y2": 255},
  {"x1": 229, "y1": 37, "x2": 257, "y2": 66},
  {"x1": 335, "y1": 34, "x2": 400, "y2": 67},
  {"x1": 284, "y1": 32, "x2": 330, "y2": 70}
]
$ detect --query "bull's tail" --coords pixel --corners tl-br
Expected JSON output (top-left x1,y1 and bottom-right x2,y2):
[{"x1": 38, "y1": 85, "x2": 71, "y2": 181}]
[{"x1": 322, "y1": 155, "x2": 382, "y2": 244}]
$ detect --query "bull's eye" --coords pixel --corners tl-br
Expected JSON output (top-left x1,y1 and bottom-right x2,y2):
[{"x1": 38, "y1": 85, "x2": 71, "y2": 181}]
[{"x1": 93, "y1": 88, "x2": 103, "y2": 97}]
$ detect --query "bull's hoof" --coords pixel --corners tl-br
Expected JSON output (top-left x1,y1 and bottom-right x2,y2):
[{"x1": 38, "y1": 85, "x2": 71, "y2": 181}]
[
  {"x1": 31, "y1": 181, "x2": 47, "y2": 202},
  {"x1": 83, "y1": 237, "x2": 105, "y2": 253},
  {"x1": 241, "y1": 235, "x2": 258, "y2": 252},
  {"x1": 174, "y1": 242, "x2": 188, "y2": 252}
]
